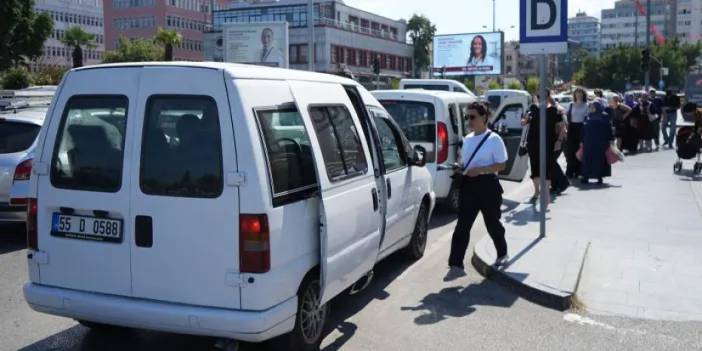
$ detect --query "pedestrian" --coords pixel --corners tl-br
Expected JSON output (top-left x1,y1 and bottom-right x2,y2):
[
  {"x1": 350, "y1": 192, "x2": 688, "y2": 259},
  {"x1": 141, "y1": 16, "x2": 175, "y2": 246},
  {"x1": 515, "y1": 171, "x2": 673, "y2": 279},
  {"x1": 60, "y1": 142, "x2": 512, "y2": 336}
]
[
  {"x1": 523, "y1": 93, "x2": 563, "y2": 203},
  {"x1": 551, "y1": 96, "x2": 570, "y2": 195},
  {"x1": 638, "y1": 96, "x2": 656, "y2": 152},
  {"x1": 610, "y1": 95, "x2": 632, "y2": 150},
  {"x1": 446, "y1": 101, "x2": 508, "y2": 280},
  {"x1": 593, "y1": 89, "x2": 607, "y2": 105},
  {"x1": 648, "y1": 89, "x2": 664, "y2": 151},
  {"x1": 622, "y1": 96, "x2": 641, "y2": 154},
  {"x1": 662, "y1": 90, "x2": 681, "y2": 148},
  {"x1": 581, "y1": 101, "x2": 614, "y2": 185},
  {"x1": 565, "y1": 88, "x2": 588, "y2": 178}
]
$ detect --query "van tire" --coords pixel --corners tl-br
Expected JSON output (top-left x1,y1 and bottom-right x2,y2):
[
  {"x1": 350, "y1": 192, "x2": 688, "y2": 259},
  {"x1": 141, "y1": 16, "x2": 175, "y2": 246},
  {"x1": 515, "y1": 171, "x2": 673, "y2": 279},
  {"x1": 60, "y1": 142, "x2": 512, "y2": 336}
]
[
  {"x1": 285, "y1": 276, "x2": 328, "y2": 351},
  {"x1": 77, "y1": 320, "x2": 123, "y2": 331},
  {"x1": 404, "y1": 203, "x2": 428, "y2": 260},
  {"x1": 446, "y1": 185, "x2": 461, "y2": 213}
]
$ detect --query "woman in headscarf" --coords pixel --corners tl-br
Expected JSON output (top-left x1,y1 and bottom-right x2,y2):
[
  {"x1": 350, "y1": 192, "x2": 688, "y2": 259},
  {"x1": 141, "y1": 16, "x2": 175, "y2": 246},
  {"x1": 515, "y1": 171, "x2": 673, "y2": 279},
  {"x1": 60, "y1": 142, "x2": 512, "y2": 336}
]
[
  {"x1": 621, "y1": 95, "x2": 641, "y2": 154},
  {"x1": 581, "y1": 100, "x2": 614, "y2": 185}
]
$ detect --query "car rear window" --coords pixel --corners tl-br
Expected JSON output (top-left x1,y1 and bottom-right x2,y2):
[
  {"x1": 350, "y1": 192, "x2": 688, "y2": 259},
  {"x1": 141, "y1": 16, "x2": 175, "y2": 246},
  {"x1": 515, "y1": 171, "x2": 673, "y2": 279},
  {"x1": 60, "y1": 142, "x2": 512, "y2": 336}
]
[
  {"x1": 379, "y1": 100, "x2": 436, "y2": 143},
  {"x1": 51, "y1": 95, "x2": 128, "y2": 193},
  {"x1": 140, "y1": 95, "x2": 223, "y2": 198},
  {"x1": 0, "y1": 120, "x2": 40, "y2": 154}
]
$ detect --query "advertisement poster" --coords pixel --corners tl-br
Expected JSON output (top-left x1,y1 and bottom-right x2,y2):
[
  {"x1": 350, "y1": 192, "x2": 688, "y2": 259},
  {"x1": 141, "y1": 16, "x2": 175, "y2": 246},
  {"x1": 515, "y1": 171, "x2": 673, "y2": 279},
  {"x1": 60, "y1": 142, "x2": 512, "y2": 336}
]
[
  {"x1": 223, "y1": 22, "x2": 289, "y2": 68},
  {"x1": 433, "y1": 32, "x2": 503, "y2": 76}
]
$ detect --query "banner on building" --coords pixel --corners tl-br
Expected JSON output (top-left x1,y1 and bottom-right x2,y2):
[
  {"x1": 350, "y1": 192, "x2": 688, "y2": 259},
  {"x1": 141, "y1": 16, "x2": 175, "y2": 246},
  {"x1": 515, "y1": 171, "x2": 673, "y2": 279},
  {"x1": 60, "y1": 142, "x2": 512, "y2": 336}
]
[
  {"x1": 432, "y1": 32, "x2": 504, "y2": 76},
  {"x1": 223, "y1": 22, "x2": 289, "y2": 68}
]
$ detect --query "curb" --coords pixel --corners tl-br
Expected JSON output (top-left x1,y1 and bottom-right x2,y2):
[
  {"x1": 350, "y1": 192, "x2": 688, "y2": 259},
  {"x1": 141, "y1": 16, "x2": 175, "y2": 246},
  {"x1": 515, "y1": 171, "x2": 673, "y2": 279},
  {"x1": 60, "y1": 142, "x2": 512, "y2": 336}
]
[{"x1": 471, "y1": 248, "x2": 574, "y2": 311}]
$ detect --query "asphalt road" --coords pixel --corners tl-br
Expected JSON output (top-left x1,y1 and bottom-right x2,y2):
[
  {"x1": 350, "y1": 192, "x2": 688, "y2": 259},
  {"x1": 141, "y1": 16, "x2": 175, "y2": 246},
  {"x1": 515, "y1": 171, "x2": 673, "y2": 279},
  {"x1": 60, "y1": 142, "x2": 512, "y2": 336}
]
[{"x1": 1, "y1": 178, "x2": 701, "y2": 351}]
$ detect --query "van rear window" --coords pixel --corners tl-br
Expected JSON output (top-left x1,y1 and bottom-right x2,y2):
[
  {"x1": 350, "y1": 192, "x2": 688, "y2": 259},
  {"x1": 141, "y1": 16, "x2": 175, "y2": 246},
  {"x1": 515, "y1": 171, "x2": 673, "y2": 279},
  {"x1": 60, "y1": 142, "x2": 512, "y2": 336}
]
[
  {"x1": 403, "y1": 84, "x2": 449, "y2": 91},
  {"x1": 0, "y1": 121, "x2": 40, "y2": 154},
  {"x1": 51, "y1": 95, "x2": 128, "y2": 193},
  {"x1": 379, "y1": 100, "x2": 436, "y2": 144}
]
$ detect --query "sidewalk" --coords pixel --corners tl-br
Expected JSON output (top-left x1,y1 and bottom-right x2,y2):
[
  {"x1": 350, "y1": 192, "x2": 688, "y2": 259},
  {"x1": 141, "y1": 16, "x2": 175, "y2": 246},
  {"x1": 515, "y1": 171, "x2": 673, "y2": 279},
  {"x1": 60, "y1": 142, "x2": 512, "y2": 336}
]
[{"x1": 473, "y1": 147, "x2": 702, "y2": 321}]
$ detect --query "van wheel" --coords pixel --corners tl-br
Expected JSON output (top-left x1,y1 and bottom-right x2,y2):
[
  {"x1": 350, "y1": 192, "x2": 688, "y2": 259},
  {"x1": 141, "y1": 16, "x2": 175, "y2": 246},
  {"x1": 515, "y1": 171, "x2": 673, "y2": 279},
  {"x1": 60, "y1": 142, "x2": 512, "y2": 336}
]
[
  {"x1": 404, "y1": 203, "x2": 428, "y2": 260},
  {"x1": 286, "y1": 276, "x2": 328, "y2": 351},
  {"x1": 446, "y1": 186, "x2": 460, "y2": 213}
]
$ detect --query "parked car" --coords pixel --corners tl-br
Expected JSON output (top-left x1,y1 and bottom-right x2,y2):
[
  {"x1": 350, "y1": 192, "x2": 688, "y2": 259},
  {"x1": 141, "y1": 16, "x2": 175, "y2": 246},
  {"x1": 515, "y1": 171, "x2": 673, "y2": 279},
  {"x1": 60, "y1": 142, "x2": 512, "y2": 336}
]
[
  {"x1": 0, "y1": 106, "x2": 47, "y2": 226},
  {"x1": 372, "y1": 90, "x2": 476, "y2": 211},
  {"x1": 399, "y1": 79, "x2": 476, "y2": 96},
  {"x1": 22, "y1": 62, "x2": 435, "y2": 350}
]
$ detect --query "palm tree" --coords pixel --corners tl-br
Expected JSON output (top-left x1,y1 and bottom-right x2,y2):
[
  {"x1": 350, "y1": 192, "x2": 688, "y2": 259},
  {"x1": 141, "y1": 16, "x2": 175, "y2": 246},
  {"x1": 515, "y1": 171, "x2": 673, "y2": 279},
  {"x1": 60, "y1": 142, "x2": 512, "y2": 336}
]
[
  {"x1": 60, "y1": 26, "x2": 96, "y2": 68},
  {"x1": 154, "y1": 28, "x2": 182, "y2": 61}
]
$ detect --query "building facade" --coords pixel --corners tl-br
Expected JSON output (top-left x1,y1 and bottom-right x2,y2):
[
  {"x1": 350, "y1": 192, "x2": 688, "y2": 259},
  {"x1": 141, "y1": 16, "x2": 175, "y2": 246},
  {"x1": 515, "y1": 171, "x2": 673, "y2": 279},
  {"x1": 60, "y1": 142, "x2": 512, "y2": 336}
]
[
  {"x1": 676, "y1": 0, "x2": 702, "y2": 44},
  {"x1": 205, "y1": 0, "x2": 413, "y2": 88},
  {"x1": 103, "y1": 0, "x2": 228, "y2": 61},
  {"x1": 600, "y1": 0, "x2": 677, "y2": 50},
  {"x1": 568, "y1": 11, "x2": 600, "y2": 55},
  {"x1": 31, "y1": 0, "x2": 105, "y2": 70}
]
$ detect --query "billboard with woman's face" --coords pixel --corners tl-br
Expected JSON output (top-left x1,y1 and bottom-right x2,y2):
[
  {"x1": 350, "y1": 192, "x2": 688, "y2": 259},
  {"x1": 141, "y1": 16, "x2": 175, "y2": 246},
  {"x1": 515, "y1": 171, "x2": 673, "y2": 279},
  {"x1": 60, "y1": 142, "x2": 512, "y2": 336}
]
[{"x1": 432, "y1": 32, "x2": 503, "y2": 76}]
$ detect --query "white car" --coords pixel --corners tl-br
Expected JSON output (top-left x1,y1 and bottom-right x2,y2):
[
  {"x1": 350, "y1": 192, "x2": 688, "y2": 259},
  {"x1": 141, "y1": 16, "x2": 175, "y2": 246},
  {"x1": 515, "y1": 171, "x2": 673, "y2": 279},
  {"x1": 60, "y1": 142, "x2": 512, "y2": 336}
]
[
  {"x1": 0, "y1": 107, "x2": 47, "y2": 225},
  {"x1": 399, "y1": 79, "x2": 476, "y2": 96},
  {"x1": 22, "y1": 62, "x2": 435, "y2": 350}
]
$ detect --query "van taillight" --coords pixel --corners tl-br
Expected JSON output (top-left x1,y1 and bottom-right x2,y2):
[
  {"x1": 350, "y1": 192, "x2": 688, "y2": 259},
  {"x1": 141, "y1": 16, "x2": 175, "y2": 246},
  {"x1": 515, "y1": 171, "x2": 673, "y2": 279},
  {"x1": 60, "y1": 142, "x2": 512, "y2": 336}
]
[
  {"x1": 27, "y1": 198, "x2": 38, "y2": 250},
  {"x1": 13, "y1": 159, "x2": 32, "y2": 182},
  {"x1": 437, "y1": 122, "x2": 449, "y2": 164},
  {"x1": 239, "y1": 214, "x2": 270, "y2": 273}
]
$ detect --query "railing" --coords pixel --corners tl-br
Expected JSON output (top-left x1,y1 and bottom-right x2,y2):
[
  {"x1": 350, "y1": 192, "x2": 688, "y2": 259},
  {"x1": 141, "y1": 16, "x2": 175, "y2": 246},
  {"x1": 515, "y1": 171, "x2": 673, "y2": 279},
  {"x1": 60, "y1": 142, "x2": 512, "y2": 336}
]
[{"x1": 316, "y1": 17, "x2": 400, "y2": 42}]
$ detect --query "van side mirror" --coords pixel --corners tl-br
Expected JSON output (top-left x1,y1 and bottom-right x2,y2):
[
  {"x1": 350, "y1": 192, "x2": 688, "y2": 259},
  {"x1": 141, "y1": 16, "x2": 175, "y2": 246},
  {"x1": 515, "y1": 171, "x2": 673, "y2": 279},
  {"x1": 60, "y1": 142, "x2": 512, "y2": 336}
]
[{"x1": 410, "y1": 145, "x2": 426, "y2": 167}]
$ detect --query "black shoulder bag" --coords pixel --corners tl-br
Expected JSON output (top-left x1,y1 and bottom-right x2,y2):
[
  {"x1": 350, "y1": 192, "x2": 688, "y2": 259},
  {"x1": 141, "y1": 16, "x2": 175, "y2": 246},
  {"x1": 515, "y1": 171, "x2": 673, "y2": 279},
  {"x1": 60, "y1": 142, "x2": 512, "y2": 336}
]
[{"x1": 462, "y1": 131, "x2": 493, "y2": 173}]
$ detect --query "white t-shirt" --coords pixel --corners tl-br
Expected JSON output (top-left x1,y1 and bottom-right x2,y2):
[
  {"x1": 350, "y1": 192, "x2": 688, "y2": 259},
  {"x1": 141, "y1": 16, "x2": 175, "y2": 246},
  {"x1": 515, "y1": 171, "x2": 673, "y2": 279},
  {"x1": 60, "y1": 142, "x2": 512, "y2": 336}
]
[{"x1": 461, "y1": 130, "x2": 508, "y2": 172}]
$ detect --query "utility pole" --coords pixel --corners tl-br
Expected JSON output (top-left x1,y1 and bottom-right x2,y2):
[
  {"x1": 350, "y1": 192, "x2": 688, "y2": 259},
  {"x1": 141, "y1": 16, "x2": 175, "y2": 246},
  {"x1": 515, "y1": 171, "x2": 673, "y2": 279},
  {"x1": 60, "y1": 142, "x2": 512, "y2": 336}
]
[
  {"x1": 492, "y1": 0, "x2": 496, "y2": 32},
  {"x1": 307, "y1": 0, "x2": 315, "y2": 71},
  {"x1": 645, "y1": 0, "x2": 651, "y2": 91},
  {"x1": 634, "y1": 2, "x2": 639, "y2": 48}
]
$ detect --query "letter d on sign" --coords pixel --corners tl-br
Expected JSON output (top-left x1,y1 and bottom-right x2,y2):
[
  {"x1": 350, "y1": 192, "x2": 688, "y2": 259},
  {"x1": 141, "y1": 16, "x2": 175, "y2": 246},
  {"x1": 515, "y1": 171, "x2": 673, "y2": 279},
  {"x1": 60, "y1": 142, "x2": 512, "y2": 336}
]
[{"x1": 531, "y1": 0, "x2": 556, "y2": 30}]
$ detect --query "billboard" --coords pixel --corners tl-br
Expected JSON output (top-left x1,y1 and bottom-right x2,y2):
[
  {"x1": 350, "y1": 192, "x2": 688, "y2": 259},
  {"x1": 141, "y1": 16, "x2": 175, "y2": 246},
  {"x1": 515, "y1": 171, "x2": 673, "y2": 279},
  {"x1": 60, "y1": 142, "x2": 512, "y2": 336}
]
[
  {"x1": 432, "y1": 32, "x2": 504, "y2": 76},
  {"x1": 223, "y1": 22, "x2": 289, "y2": 68}
]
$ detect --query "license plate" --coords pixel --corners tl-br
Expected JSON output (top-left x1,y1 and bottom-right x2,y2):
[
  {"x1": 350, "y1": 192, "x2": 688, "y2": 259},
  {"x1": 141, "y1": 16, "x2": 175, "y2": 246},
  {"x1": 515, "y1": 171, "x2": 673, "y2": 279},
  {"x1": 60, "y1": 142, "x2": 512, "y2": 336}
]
[{"x1": 51, "y1": 213, "x2": 123, "y2": 243}]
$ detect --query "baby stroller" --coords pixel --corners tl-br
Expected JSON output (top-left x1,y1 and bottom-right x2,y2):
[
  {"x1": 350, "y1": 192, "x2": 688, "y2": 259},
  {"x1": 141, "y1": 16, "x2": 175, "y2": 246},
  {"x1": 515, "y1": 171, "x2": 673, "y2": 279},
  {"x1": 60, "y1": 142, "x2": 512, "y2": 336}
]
[{"x1": 673, "y1": 103, "x2": 702, "y2": 174}]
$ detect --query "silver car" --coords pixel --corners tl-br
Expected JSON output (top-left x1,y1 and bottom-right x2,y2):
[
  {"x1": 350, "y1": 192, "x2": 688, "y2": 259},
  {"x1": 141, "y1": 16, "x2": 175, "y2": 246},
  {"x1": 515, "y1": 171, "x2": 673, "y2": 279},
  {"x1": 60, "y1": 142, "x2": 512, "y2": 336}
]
[{"x1": 0, "y1": 107, "x2": 47, "y2": 225}]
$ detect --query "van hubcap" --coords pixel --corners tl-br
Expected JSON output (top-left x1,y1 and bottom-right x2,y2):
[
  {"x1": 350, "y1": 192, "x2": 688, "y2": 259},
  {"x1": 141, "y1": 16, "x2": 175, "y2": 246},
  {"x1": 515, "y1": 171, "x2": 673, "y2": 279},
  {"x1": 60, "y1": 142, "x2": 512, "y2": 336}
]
[
  {"x1": 415, "y1": 208, "x2": 427, "y2": 252},
  {"x1": 300, "y1": 281, "x2": 326, "y2": 344}
]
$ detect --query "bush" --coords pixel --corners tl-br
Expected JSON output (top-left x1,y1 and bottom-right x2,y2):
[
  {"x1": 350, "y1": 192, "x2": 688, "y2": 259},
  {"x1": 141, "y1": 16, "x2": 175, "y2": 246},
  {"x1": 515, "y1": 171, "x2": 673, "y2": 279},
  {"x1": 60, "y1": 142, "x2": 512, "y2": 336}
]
[
  {"x1": 1, "y1": 66, "x2": 33, "y2": 89},
  {"x1": 33, "y1": 66, "x2": 68, "y2": 85},
  {"x1": 526, "y1": 76, "x2": 540, "y2": 95},
  {"x1": 508, "y1": 81, "x2": 522, "y2": 90}
]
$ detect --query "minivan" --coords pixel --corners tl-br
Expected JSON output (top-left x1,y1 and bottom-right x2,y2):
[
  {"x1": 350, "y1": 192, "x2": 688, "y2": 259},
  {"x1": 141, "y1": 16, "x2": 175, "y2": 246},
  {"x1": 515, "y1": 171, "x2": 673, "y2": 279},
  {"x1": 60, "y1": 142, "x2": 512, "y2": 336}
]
[
  {"x1": 374, "y1": 90, "x2": 530, "y2": 212},
  {"x1": 23, "y1": 62, "x2": 435, "y2": 350},
  {"x1": 399, "y1": 79, "x2": 476, "y2": 97}
]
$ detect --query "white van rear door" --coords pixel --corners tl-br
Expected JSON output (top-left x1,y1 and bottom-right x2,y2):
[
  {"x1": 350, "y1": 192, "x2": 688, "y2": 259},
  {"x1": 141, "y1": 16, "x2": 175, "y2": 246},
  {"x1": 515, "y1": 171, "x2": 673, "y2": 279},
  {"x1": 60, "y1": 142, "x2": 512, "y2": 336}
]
[
  {"x1": 35, "y1": 68, "x2": 138, "y2": 296},
  {"x1": 495, "y1": 103, "x2": 529, "y2": 182},
  {"x1": 288, "y1": 81, "x2": 382, "y2": 304},
  {"x1": 128, "y1": 67, "x2": 240, "y2": 309}
]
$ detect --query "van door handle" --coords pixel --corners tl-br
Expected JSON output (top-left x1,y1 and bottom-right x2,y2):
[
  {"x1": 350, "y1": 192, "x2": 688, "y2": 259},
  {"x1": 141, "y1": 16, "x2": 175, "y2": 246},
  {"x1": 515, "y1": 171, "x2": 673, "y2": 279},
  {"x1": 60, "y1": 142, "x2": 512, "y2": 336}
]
[
  {"x1": 386, "y1": 179, "x2": 392, "y2": 199},
  {"x1": 371, "y1": 188, "x2": 379, "y2": 212},
  {"x1": 135, "y1": 215, "x2": 153, "y2": 248}
]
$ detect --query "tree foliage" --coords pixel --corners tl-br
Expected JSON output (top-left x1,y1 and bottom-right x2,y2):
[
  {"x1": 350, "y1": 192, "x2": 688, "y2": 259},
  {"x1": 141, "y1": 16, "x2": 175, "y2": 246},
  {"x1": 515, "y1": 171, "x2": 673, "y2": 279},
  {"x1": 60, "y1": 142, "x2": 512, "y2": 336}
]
[
  {"x1": 33, "y1": 66, "x2": 68, "y2": 85},
  {"x1": 1, "y1": 66, "x2": 33, "y2": 89},
  {"x1": 406, "y1": 14, "x2": 436, "y2": 78},
  {"x1": 526, "y1": 76, "x2": 540, "y2": 95},
  {"x1": 103, "y1": 36, "x2": 163, "y2": 63},
  {"x1": 0, "y1": 0, "x2": 53, "y2": 71},
  {"x1": 60, "y1": 26, "x2": 96, "y2": 68},
  {"x1": 507, "y1": 80, "x2": 523, "y2": 90},
  {"x1": 154, "y1": 27, "x2": 182, "y2": 61}
]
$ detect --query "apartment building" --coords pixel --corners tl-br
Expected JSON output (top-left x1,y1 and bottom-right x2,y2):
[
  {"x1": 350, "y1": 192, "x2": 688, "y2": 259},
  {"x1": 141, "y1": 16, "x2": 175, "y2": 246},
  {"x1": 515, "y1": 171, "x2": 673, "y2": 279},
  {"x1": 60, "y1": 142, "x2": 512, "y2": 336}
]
[
  {"x1": 600, "y1": 0, "x2": 677, "y2": 49},
  {"x1": 676, "y1": 0, "x2": 702, "y2": 44},
  {"x1": 568, "y1": 11, "x2": 600, "y2": 55}
]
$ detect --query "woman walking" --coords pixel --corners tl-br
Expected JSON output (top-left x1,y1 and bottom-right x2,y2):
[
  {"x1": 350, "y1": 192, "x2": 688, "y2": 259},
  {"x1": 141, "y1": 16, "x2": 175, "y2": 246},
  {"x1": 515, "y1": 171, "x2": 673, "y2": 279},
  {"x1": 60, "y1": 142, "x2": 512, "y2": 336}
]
[
  {"x1": 523, "y1": 93, "x2": 563, "y2": 202},
  {"x1": 446, "y1": 102, "x2": 508, "y2": 280},
  {"x1": 622, "y1": 96, "x2": 642, "y2": 154},
  {"x1": 610, "y1": 95, "x2": 632, "y2": 150},
  {"x1": 581, "y1": 101, "x2": 614, "y2": 185},
  {"x1": 565, "y1": 88, "x2": 588, "y2": 178}
]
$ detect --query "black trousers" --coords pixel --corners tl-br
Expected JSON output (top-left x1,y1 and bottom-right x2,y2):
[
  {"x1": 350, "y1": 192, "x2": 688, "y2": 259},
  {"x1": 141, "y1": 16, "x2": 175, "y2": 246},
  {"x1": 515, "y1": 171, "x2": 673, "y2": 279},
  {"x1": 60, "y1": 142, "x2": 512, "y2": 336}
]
[
  {"x1": 565, "y1": 122, "x2": 583, "y2": 178},
  {"x1": 448, "y1": 175, "x2": 507, "y2": 268}
]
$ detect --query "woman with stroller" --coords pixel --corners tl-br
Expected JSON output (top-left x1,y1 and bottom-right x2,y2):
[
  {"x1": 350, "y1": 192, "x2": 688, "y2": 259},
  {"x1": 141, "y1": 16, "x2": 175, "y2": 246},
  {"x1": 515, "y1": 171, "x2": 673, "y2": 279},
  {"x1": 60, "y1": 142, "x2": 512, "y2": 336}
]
[{"x1": 581, "y1": 100, "x2": 614, "y2": 185}]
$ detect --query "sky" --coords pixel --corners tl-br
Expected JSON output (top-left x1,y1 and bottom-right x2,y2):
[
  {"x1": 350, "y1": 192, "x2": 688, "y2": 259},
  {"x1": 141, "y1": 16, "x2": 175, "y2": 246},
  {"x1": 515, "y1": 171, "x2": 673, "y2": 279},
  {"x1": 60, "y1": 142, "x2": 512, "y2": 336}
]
[{"x1": 344, "y1": 0, "x2": 617, "y2": 41}]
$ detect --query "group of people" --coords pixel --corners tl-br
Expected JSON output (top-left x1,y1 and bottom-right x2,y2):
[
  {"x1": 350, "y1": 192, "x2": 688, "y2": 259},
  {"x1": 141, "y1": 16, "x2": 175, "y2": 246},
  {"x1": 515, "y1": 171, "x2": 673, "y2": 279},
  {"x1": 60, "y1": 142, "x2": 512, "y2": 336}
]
[{"x1": 619, "y1": 89, "x2": 681, "y2": 154}]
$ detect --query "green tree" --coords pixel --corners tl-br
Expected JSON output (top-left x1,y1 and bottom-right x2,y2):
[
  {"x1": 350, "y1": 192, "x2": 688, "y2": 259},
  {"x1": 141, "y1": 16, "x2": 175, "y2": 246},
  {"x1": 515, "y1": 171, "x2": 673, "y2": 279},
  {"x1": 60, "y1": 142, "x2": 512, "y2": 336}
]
[
  {"x1": 526, "y1": 76, "x2": 540, "y2": 95},
  {"x1": 33, "y1": 66, "x2": 67, "y2": 85},
  {"x1": 390, "y1": 77, "x2": 400, "y2": 89},
  {"x1": 507, "y1": 80, "x2": 522, "y2": 90},
  {"x1": 406, "y1": 14, "x2": 436, "y2": 78},
  {"x1": 0, "y1": 0, "x2": 53, "y2": 71},
  {"x1": 1, "y1": 66, "x2": 33, "y2": 89},
  {"x1": 488, "y1": 80, "x2": 501, "y2": 90},
  {"x1": 60, "y1": 26, "x2": 96, "y2": 68},
  {"x1": 154, "y1": 27, "x2": 182, "y2": 61},
  {"x1": 103, "y1": 36, "x2": 163, "y2": 63},
  {"x1": 462, "y1": 77, "x2": 475, "y2": 92}
]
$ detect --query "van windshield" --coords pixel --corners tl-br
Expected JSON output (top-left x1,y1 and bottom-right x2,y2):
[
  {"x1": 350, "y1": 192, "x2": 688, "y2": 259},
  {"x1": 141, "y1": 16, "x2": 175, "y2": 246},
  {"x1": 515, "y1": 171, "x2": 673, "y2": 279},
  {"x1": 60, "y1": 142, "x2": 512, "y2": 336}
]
[
  {"x1": 0, "y1": 120, "x2": 40, "y2": 154},
  {"x1": 379, "y1": 100, "x2": 436, "y2": 143},
  {"x1": 403, "y1": 84, "x2": 449, "y2": 91}
]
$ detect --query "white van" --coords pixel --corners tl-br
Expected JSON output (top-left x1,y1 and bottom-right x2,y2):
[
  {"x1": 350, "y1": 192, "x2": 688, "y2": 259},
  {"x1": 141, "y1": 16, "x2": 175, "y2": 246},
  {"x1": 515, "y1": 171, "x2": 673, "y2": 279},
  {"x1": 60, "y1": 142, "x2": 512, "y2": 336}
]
[
  {"x1": 399, "y1": 79, "x2": 476, "y2": 97},
  {"x1": 372, "y1": 90, "x2": 477, "y2": 211},
  {"x1": 22, "y1": 62, "x2": 435, "y2": 349}
]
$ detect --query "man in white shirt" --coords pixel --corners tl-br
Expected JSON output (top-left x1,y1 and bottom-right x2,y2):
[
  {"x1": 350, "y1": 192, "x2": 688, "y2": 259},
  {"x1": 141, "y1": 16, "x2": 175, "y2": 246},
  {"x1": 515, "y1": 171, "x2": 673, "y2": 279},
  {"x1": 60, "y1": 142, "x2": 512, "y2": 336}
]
[{"x1": 259, "y1": 28, "x2": 285, "y2": 68}]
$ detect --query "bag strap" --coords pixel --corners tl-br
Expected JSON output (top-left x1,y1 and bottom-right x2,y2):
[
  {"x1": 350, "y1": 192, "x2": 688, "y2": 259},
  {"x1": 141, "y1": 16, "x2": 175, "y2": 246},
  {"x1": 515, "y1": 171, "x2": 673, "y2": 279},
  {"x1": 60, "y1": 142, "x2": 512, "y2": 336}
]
[
  {"x1": 567, "y1": 103, "x2": 573, "y2": 124},
  {"x1": 463, "y1": 131, "x2": 492, "y2": 172}
]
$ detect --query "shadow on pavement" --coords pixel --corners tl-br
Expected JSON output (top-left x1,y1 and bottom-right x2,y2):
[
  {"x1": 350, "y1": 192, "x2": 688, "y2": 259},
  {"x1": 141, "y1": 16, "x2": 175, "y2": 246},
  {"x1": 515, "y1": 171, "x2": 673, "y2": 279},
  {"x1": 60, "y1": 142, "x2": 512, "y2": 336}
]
[
  {"x1": 428, "y1": 210, "x2": 457, "y2": 230},
  {"x1": 400, "y1": 279, "x2": 519, "y2": 325},
  {"x1": 0, "y1": 224, "x2": 26, "y2": 255},
  {"x1": 503, "y1": 206, "x2": 549, "y2": 227}
]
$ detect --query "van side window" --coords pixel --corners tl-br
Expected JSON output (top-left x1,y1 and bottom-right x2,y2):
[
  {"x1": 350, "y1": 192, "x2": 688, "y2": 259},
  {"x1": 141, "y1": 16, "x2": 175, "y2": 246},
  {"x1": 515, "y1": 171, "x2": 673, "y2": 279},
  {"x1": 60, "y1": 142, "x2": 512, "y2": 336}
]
[
  {"x1": 309, "y1": 105, "x2": 368, "y2": 181},
  {"x1": 448, "y1": 104, "x2": 458, "y2": 134},
  {"x1": 255, "y1": 106, "x2": 318, "y2": 205},
  {"x1": 51, "y1": 95, "x2": 128, "y2": 192},
  {"x1": 373, "y1": 116, "x2": 406, "y2": 172},
  {"x1": 140, "y1": 95, "x2": 223, "y2": 198}
]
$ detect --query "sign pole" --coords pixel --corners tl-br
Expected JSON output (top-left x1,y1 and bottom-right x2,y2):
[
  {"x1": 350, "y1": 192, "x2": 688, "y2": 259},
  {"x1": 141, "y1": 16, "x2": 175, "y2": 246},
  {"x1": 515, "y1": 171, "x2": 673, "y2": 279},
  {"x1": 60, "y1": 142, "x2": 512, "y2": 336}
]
[
  {"x1": 538, "y1": 54, "x2": 547, "y2": 237},
  {"x1": 308, "y1": 0, "x2": 315, "y2": 71}
]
